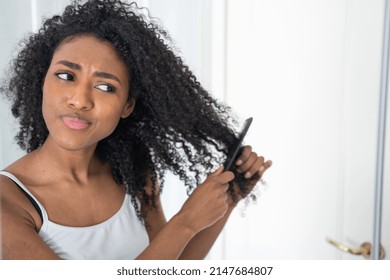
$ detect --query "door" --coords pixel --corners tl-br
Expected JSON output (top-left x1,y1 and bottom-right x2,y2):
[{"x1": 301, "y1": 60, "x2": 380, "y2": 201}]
[
  {"x1": 217, "y1": 0, "x2": 389, "y2": 259},
  {"x1": 329, "y1": 0, "x2": 389, "y2": 259}
]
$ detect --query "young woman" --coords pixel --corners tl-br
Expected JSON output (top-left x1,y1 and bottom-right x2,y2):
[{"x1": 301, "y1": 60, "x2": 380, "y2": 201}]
[{"x1": 0, "y1": 0, "x2": 272, "y2": 259}]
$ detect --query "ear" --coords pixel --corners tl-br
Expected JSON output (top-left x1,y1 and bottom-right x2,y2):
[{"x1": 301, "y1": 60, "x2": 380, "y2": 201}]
[{"x1": 121, "y1": 98, "x2": 136, "y2": 119}]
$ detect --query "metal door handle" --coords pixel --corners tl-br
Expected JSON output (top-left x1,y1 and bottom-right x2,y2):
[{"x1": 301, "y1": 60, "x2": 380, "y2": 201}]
[{"x1": 326, "y1": 237, "x2": 385, "y2": 259}]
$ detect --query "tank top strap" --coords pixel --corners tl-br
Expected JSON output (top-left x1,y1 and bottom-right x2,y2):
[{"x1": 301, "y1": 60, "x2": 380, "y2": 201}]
[{"x1": 0, "y1": 171, "x2": 48, "y2": 222}]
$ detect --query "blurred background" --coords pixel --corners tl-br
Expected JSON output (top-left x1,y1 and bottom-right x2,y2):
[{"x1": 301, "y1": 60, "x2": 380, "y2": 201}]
[{"x1": 1, "y1": 0, "x2": 389, "y2": 259}]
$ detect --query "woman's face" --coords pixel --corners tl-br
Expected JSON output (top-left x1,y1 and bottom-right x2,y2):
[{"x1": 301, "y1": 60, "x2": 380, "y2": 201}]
[{"x1": 42, "y1": 34, "x2": 134, "y2": 151}]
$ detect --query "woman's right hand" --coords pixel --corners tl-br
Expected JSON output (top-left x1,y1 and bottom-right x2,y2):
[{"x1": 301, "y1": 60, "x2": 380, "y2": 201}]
[{"x1": 175, "y1": 166, "x2": 234, "y2": 234}]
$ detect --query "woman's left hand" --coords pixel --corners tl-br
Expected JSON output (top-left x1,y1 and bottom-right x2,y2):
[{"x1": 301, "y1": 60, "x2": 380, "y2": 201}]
[{"x1": 227, "y1": 145, "x2": 272, "y2": 206}]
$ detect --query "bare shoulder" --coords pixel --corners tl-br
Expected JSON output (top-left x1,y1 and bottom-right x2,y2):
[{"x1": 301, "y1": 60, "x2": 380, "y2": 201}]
[
  {"x1": 1, "y1": 152, "x2": 42, "y2": 221},
  {"x1": 3, "y1": 151, "x2": 39, "y2": 178},
  {"x1": 0, "y1": 170, "x2": 42, "y2": 232},
  {"x1": 2, "y1": 151, "x2": 46, "y2": 194},
  {"x1": 0, "y1": 164, "x2": 59, "y2": 259},
  {"x1": 1, "y1": 153, "x2": 40, "y2": 256}
]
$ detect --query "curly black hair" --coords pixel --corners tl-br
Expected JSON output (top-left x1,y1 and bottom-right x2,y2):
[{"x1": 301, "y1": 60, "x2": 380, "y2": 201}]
[{"x1": 1, "y1": 0, "x2": 255, "y2": 218}]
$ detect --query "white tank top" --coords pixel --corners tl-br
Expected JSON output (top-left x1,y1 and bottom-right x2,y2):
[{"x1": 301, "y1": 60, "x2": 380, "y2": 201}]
[{"x1": 0, "y1": 171, "x2": 149, "y2": 259}]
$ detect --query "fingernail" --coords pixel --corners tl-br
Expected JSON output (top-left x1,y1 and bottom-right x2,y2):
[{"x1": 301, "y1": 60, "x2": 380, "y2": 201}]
[
  {"x1": 245, "y1": 171, "x2": 251, "y2": 178},
  {"x1": 236, "y1": 160, "x2": 243, "y2": 165}
]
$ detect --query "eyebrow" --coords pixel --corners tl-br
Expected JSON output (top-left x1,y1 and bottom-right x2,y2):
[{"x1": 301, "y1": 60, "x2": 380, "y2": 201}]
[
  {"x1": 55, "y1": 60, "x2": 81, "y2": 70},
  {"x1": 94, "y1": 71, "x2": 121, "y2": 84},
  {"x1": 55, "y1": 60, "x2": 122, "y2": 84}
]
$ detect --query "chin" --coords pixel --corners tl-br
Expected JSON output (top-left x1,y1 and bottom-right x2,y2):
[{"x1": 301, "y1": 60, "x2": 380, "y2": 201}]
[{"x1": 48, "y1": 133, "x2": 96, "y2": 152}]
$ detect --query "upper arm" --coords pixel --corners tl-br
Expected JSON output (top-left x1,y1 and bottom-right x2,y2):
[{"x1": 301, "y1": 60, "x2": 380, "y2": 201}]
[{"x1": 0, "y1": 176, "x2": 61, "y2": 260}]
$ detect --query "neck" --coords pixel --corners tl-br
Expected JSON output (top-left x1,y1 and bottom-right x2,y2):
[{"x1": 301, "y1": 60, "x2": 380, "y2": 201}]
[{"x1": 34, "y1": 136, "x2": 104, "y2": 184}]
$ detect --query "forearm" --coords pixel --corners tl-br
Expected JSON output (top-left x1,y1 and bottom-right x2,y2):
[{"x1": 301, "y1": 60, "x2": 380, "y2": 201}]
[
  {"x1": 137, "y1": 167, "x2": 238, "y2": 260},
  {"x1": 135, "y1": 214, "x2": 196, "y2": 260},
  {"x1": 178, "y1": 206, "x2": 234, "y2": 260}
]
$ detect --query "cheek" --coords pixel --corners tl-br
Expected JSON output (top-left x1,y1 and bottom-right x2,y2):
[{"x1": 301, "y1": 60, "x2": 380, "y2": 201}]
[
  {"x1": 99, "y1": 103, "x2": 125, "y2": 131},
  {"x1": 42, "y1": 81, "x2": 56, "y2": 110},
  {"x1": 41, "y1": 77, "x2": 65, "y2": 130},
  {"x1": 41, "y1": 81, "x2": 53, "y2": 123}
]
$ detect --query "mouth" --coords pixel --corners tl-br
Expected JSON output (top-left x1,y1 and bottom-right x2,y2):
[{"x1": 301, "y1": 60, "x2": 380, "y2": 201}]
[{"x1": 61, "y1": 115, "x2": 92, "y2": 130}]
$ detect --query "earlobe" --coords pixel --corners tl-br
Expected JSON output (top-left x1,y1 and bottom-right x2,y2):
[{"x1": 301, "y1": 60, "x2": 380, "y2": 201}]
[{"x1": 121, "y1": 98, "x2": 136, "y2": 118}]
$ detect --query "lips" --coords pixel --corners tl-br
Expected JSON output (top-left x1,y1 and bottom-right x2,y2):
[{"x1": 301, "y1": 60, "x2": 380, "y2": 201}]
[{"x1": 61, "y1": 115, "x2": 91, "y2": 130}]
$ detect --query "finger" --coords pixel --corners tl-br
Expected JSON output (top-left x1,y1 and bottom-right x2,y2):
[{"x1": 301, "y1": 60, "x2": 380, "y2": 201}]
[
  {"x1": 237, "y1": 152, "x2": 258, "y2": 174},
  {"x1": 243, "y1": 156, "x2": 265, "y2": 179},
  {"x1": 235, "y1": 145, "x2": 252, "y2": 166},
  {"x1": 258, "y1": 160, "x2": 273, "y2": 176},
  {"x1": 220, "y1": 183, "x2": 230, "y2": 193},
  {"x1": 209, "y1": 165, "x2": 224, "y2": 177},
  {"x1": 217, "y1": 171, "x2": 235, "y2": 184}
]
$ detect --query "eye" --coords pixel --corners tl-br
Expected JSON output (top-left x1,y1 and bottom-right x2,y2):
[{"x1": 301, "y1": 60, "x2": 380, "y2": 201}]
[
  {"x1": 95, "y1": 84, "x2": 116, "y2": 93},
  {"x1": 55, "y1": 72, "x2": 74, "y2": 81}
]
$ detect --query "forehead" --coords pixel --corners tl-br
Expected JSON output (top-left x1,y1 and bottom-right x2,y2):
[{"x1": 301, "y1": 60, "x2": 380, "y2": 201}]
[{"x1": 51, "y1": 35, "x2": 129, "y2": 77}]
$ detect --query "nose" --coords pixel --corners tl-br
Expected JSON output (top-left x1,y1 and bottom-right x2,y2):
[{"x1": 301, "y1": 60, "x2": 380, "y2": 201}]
[{"x1": 66, "y1": 84, "x2": 94, "y2": 111}]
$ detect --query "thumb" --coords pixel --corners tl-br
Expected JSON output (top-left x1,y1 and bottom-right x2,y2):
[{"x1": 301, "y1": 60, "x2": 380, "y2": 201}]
[{"x1": 209, "y1": 165, "x2": 225, "y2": 177}]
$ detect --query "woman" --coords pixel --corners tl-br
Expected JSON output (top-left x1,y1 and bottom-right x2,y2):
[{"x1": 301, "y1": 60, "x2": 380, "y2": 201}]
[{"x1": 0, "y1": 0, "x2": 272, "y2": 259}]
